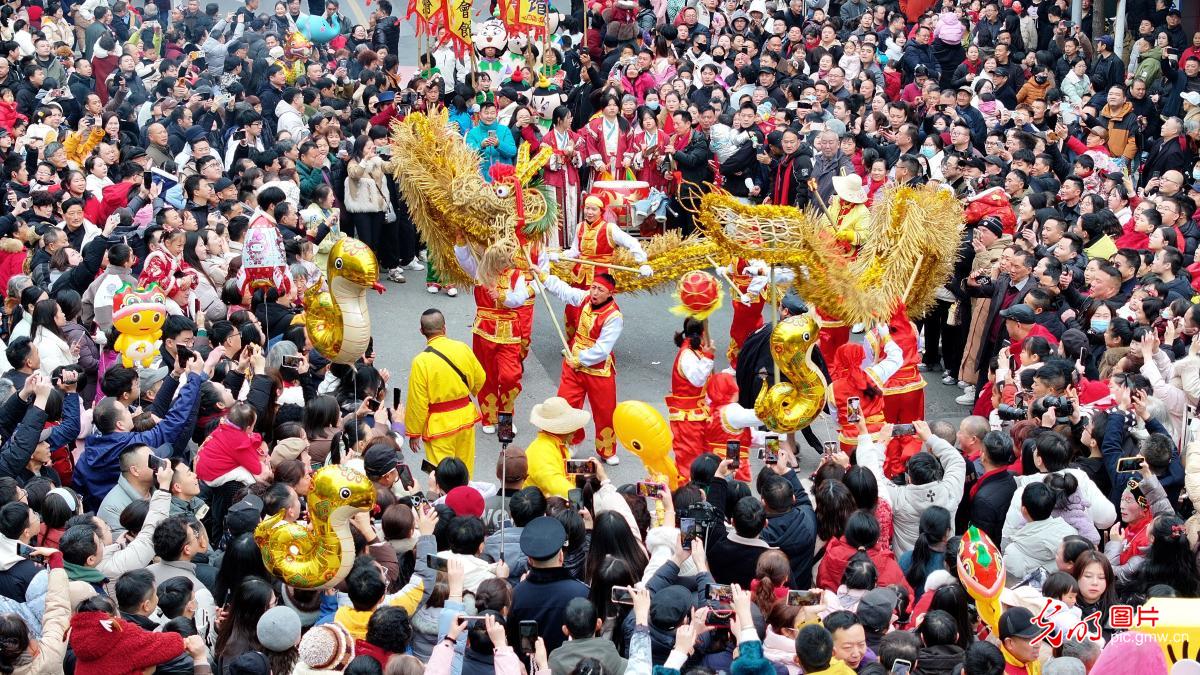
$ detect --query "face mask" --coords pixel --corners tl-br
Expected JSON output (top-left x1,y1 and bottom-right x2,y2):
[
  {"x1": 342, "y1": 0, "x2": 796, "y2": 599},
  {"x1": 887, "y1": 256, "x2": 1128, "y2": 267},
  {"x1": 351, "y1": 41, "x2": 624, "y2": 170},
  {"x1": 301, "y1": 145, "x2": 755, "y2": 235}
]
[
  {"x1": 1193, "y1": 167, "x2": 1200, "y2": 181},
  {"x1": 921, "y1": 146, "x2": 936, "y2": 158},
  {"x1": 1090, "y1": 318, "x2": 1110, "y2": 333},
  {"x1": 645, "y1": 101, "x2": 660, "y2": 110}
]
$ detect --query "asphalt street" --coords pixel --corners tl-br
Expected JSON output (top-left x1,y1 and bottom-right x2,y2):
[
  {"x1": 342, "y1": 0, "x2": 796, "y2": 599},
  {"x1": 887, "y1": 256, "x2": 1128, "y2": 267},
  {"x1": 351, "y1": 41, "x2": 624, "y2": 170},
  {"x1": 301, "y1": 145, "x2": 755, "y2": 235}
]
[
  {"x1": 205, "y1": 0, "x2": 968, "y2": 481},
  {"x1": 362, "y1": 269, "x2": 971, "y2": 485}
]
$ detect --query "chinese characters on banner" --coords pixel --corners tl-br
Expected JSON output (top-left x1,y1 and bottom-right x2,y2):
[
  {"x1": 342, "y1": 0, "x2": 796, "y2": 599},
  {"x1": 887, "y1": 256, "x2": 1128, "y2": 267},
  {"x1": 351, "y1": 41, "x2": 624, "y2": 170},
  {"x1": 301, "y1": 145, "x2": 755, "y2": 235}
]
[
  {"x1": 514, "y1": 0, "x2": 547, "y2": 36},
  {"x1": 441, "y1": 0, "x2": 473, "y2": 56},
  {"x1": 414, "y1": 0, "x2": 444, "y2": 32},
  {"x1": 1032, "y1": 600, "x2": 1160, "y2": 648}
]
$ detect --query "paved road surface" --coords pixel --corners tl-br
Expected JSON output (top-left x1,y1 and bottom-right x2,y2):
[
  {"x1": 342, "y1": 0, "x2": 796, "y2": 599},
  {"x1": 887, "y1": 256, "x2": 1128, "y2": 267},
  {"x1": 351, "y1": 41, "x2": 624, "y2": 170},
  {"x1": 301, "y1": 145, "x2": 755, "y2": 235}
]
[
  {"x1": 204, "y1": 0, "x2": 971, "y2": 480},
  {"x1": 360, "y1": 266, "x2": 971, "y2": 485}
]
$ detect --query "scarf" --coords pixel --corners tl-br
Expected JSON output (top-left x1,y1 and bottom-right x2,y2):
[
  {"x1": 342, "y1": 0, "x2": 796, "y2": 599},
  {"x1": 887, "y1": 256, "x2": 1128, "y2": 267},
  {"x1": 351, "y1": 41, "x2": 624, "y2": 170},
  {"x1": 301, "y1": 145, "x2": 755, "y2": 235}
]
[
  {"x1": 772, "y1": 153, "x2": 798, "y2": 205},
  {"x1": 1001, "y1": 644, "x2": 1041, "y2": 675},
  {"x1": 1119, "y1": 511, "x2": 1153, "y2": 565},
  {"x1": 64, "y1": 561, "x2": 106, "y2": 584},
  {"x1": 970, "y1": 467, "x2": 1010, "y2": 499}
]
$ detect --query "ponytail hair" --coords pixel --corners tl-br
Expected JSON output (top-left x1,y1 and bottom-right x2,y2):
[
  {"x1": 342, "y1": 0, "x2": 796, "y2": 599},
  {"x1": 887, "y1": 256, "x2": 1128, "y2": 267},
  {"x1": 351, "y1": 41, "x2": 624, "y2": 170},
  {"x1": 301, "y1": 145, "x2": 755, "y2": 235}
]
[
  {"x1": 905, "y1": 506, "x2": 951, "y2": 594},
  {"x1": 673, "y1": 316, "x2": 704, "y2": 350},
  {"x1": 1043, "y1": 471, "x2": 1079, "y2": 510},
  {"x1": 752, "y1": 549, "x2": 791, "y2": 616},
  {"x1": 842, "y1": 550, "x2": 878, "y2": 591},
  {"x1": 0, "y1": 615, "x2": 29, "y2": 675}
]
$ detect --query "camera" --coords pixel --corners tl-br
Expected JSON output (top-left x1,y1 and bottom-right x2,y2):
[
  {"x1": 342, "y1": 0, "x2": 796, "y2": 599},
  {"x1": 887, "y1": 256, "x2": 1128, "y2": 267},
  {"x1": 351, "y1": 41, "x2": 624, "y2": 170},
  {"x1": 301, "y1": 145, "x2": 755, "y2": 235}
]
[
  {"x1": 1040, "y1": 395, "x2": 1074, "y2": 414},
  {"x1": 684, "y1": 500, "x2": 719, "y2": 529},
  {"x1": 995, "y1": 403, "x2": 1028, "y2": 421},
  {"x1": 399, "y1": 91, "x2": 419, "y2": 107}
]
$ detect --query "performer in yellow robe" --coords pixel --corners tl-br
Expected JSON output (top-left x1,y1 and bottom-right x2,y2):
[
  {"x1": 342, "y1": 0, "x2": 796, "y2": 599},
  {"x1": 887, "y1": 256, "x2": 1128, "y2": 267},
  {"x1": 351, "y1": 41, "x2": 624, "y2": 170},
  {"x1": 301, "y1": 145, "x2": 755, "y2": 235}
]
[
  {"x1": 404, "y1": 310, "x2": 486, "y2": 476},
  {"x1": 523, "y1": 396, "x2": 592, "y2": 498},
  {"x1": 830, "y1": 173, "x2": 871, "y2": 249}
]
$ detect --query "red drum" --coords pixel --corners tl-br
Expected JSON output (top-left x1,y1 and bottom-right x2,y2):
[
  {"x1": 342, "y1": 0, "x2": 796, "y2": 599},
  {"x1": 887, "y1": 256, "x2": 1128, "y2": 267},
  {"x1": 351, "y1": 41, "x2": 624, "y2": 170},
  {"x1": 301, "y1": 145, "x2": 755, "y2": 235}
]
[{"x1": 592, "y1": 180, "x2": 650, "y2": 206}]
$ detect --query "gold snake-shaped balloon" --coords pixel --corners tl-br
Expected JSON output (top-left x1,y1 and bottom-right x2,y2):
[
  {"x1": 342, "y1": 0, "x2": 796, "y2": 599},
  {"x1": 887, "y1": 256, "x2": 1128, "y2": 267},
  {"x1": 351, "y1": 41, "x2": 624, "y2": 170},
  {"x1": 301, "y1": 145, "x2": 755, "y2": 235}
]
[
  {"x1": 304, "y1": 238, "x2": 385, "y2": 364},
  {"x1": 254, "y1": 464, "x2": 376, "y2": 589},
  {"x1": 754, "y1": 315, "x2": 828, "y2": 433}
]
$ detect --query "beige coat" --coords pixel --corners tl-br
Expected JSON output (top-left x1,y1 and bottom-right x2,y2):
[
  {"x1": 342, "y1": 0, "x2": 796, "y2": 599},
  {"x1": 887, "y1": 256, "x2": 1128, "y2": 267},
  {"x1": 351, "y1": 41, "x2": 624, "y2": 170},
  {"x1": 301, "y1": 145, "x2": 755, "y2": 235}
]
[
  {"x1": 957, "y1": 234, "x2": 1012, "y2": 384},
  {"x1": 344, "y1": 155, "x2": 390, "y2": 214},
  {"x1": 15, "y1": 569, "x2": 69, "y2": 675}
]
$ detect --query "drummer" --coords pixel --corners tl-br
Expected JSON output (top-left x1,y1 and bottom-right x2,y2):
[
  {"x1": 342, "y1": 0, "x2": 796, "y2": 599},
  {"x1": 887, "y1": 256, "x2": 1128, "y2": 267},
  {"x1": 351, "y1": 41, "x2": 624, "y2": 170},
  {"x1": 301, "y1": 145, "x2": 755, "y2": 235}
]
[{"x1": 550, "y1": 194, "x2": 652, "y2": 338}]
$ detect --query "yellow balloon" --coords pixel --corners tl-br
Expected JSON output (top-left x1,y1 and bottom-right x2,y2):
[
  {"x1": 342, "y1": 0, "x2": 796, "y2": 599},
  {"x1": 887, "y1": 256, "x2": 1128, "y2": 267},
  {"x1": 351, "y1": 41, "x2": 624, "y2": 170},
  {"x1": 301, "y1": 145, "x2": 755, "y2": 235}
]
[
  {"x1": 305, "y1": 238, "x2": 384, "y2": 364},
  {"x1": 254, "y1": 464, "x2": 376, "y2": 589},
  {"x1": 111, "y1": 283, "x2": 168, "y2": 368},
  {"x1": 613, "y1": 401, "x2": 680, "y2": 490},
  {"x1": 754, "y1": 315, "x2": 827, "y2": 433}
]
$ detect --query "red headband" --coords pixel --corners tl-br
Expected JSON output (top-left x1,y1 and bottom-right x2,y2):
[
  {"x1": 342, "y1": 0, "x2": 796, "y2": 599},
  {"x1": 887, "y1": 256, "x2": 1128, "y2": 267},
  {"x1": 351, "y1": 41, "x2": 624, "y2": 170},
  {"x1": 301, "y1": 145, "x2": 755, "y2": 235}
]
[{"x1": 595, "y1": 275, "x2": 617, "y2": 292}]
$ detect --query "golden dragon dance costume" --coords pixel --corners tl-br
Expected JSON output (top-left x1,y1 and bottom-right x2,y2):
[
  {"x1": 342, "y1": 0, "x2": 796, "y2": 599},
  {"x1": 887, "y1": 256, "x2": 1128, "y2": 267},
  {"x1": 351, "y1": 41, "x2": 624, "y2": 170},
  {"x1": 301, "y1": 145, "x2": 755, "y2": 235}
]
[{"x1": 404, "y1": 334, "x2": 486, "y2": 476}]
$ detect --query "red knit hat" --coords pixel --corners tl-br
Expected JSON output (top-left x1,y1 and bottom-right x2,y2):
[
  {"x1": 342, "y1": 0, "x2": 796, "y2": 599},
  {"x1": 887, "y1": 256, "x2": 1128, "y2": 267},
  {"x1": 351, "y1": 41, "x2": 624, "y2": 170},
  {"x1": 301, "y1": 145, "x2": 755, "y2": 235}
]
[{"x1": 70, "y1": 612, "x2": 186, "y2": 675}]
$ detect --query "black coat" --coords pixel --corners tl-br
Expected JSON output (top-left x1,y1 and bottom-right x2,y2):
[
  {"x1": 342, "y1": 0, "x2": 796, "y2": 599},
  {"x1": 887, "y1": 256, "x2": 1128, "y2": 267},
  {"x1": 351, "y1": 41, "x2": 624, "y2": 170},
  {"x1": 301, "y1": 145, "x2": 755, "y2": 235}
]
[
  {"x1": 673, "y1": 128, "x2": 714, "y2": 199},
  {"x1": 705, "y1": 477, "x2": 769, "y2": 587},
  {"x1": 967, "y1": 469, "x2": 1017, "y2": 547},
  {"x1": 761, "y1": 469, "x2": 818, "y2": 588},
  {"x1": 510, "y1": 567, "x2": 590, "y2": 653},
  {"x1": 1139, "y1": 136, "x2": 1193, "y2": 188}
]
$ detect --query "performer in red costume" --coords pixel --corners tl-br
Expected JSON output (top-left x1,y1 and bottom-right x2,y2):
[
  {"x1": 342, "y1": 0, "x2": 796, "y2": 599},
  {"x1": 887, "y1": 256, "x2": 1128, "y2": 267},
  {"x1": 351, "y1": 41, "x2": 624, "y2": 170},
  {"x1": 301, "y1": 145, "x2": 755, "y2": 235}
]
[
  {"x1": 542, "y1": 271, "x2": 625, "y2": 465},
  {"x1": 724, "y1": 258, "x2": 794, "y2": 368},
  {"x1": 542, "y1": 107, "x2": 584, "y2": 248},
  {"x1": 666, "y1": 317, "x2": 714, "y2": 480},
  {"x1": 703, "y1": 372, "x2": 767, "y2": 483},
  {"x1": 829, "y1": 325, "x2": 903, "y2": 455},
  {"x1": 454, "y1": 242, "x2": 534, "y2": 435},
  {"x1": 553, "y1": 194, "x2": 650, "y2": 339},
  {"x1": 867, "y1": 301, "x2": 928, "y2": 477}
]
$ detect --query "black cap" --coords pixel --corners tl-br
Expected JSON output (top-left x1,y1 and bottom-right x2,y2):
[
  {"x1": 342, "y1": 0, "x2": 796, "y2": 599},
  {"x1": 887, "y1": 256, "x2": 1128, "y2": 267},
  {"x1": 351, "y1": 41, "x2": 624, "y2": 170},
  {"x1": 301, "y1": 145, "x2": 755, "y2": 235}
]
[
  {"x1": 363, "y1": 445, "x2": 400, "y2": 479},
  {"x1": 978, "y1": 216, "x2": 1004, "y2": 238},
  {"x1": 229, "y1": 494, "x2": 264, "y2": 515},
  {"x1": 999, "y1": 607, "x2": 1041, "y2": 640},
  {"x1": 999, "y1": 303, "x2": 1037, "y2": 324},
  {"x1": 123, "y1": 146, "x2": 147, "y2": 162},
  {"x1": 519, "y1": 516, "x2": 567, "y2": 561},
  {"x1": 213, "y1": 176, "x2": 235, "y2": 192}
]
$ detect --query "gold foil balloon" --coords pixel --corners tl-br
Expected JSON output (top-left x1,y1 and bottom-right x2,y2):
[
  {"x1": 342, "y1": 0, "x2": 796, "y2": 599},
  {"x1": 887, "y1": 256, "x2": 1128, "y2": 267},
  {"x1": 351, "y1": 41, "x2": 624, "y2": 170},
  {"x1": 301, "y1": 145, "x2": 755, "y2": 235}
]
[
  {"x1": 754, "y1": 315, "x2": 827, "y2": 433},
  {"x1": 111, "y1": 283, "x2": 168, "y2": 368},
  {"x1": 613, "y1": 401, "x2": 680, "y2": 490},
  {"x1": 254, "y1": 464, "x2": 376, "y2": 589},
  {"x1": 305, "y1": 238, "x2": 386, "y2": 364}
]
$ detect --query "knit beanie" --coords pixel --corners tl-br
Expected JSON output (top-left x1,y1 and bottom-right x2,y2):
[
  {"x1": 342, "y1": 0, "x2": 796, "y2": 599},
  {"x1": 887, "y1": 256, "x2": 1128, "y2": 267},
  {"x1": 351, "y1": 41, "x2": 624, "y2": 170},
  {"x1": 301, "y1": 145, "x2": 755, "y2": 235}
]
[
  {"x1": 298, "y1": 623, "x2": 355, "y2": 670},
  {"x1": 70, "y1": 612, "x2": 186, "y2": 675}
]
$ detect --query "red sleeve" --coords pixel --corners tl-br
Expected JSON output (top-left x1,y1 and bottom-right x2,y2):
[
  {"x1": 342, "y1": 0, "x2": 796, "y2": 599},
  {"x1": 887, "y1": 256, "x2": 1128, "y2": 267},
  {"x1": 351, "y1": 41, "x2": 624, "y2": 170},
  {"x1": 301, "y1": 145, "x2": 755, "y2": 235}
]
[
  {"x1": 1064, "y1": 135, "x2": 1087, "y2": 155},
  {"x1": 234, "y1": 438, "x2": 264, "y2": 475}
]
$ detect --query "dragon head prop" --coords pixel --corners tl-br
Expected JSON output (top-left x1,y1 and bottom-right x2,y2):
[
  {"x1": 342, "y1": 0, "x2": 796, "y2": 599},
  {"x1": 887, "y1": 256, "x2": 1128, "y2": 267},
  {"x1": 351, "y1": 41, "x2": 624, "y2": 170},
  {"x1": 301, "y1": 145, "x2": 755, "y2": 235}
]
[{"x1": 285, "y1": 30, "x2": 313, "y2": 61}]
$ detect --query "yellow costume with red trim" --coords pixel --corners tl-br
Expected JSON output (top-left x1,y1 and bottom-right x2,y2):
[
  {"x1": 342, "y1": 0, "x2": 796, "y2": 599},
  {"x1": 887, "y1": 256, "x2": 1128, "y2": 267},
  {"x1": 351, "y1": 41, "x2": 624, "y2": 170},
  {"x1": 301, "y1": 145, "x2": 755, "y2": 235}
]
[
  {"x1": 404, "y1": 334, "x2": 486, "y2": 475},
  {"x1": 524, "y1": 431, "x2": 575, "y2": 498},
  {"x1": 666, "y1": 345, "x2": 712, "y2": 480},
  {"x1": 867, "y1": 302, "x2": 927, "y2": 478},
  {"x1": 830, "y1": 197, "x2": 871, "y2": 249}
]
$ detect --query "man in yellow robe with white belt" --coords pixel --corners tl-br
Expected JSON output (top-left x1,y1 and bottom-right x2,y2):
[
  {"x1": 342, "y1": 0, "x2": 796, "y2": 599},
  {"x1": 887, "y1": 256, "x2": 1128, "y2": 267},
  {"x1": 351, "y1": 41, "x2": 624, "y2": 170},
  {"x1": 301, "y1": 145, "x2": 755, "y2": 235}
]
[{"x1": 405, "y1": 309, "x2": 486, "y2": 476}]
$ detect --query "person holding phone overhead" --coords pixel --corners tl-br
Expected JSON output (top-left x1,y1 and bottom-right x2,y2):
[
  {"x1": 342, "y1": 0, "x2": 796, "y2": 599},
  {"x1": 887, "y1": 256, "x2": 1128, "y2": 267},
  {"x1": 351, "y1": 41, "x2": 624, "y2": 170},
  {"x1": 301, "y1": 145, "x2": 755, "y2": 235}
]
[
  {"x1": 523, "y1": 396, "x2": 590, "y2": 499},
  {"x1": 404, "y1": 309, "x2": 485, "y2": 477}
]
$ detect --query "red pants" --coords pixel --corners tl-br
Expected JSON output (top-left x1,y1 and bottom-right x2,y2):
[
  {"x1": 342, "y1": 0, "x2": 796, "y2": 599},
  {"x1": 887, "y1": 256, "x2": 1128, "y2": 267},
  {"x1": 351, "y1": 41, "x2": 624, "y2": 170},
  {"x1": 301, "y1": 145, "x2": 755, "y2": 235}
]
[
  {"x1": 727, "y1": 299, "x2": 765, "y2": 368},
  {"x1": 473, "y1": 334, "x2": 524, "y2": 427},
  {"x1": 670, "y1": 419, "x2": 708, "y2": 481},
  {"x1": 558, "y1": 363, "x2": 618, "y2": 458},
  {"x1": 883, "y1": 388, "x2": 926, "y2": 478}
]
